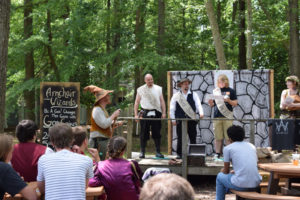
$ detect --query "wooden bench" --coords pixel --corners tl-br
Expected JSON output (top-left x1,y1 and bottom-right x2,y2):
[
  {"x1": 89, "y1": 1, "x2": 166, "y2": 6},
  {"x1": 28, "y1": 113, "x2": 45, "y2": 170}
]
[
  {"x1": 231, "y1": 190, "x2": 300, "y2": 200},
  {"x1": 4, "y1": 186, "x2": 105, "y2": 200}
]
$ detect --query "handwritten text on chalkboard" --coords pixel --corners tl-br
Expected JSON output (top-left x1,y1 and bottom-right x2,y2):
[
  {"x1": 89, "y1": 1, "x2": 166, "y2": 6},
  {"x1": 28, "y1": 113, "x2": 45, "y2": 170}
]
[{"x1": 40, "y1": 82, "x2": 80, "y2": 146}]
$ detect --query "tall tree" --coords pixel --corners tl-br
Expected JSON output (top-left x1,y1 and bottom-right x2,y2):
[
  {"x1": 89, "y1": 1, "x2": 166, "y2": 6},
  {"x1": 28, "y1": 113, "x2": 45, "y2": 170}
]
[
  {"x1": 238, "y1": 0, "x2": 246, "y2": 69},
  {"x1": 111, "y1": 0, "x2": 121, "y2": 104},
  {"x1": 246, "y1": 0, "x2": 253, "y2": 69},
  {"x1": 46, "y1": 7, "x2": 59, "y2": 81},
  {"x1": 205, "y1": 0, "x2": 227, "y2": 69},
  {"x1": 24, "y1": 0, "x2": 35, "y2": 120},
  {"x1": 0, "y1": 0, "x2": 11, "y2": 133},
  {"x1": 157, "y1": 0, "x2": 167, "y2": 91},
  {"x1": 288, "y1": 0, "x2": 300, "y2": 78},
  {"x1": 134, "y1": 0, "x2": 147, "y2": 96},
  {"x1": 106, "y1": 0, "x2": 111, "y2": 81},
  {"x1": 157, "y1": 0, "x2": 165, "y2": 56}
]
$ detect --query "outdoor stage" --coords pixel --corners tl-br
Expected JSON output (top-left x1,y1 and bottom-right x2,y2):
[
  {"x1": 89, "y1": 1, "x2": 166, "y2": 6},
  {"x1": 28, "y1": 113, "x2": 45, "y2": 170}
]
[{"x1": 131, "y1": 152, "x2": 224, "y2": 176}]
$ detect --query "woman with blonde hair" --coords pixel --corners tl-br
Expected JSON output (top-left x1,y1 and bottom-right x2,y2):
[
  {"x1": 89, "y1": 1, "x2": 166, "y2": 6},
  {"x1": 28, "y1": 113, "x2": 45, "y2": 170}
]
[
  {"x1": 208, "y1": 74, "x2": 238, "y2": 161},
  {"x1": 0, "y1": 134, "x2": 37, "y2": 200},
  {"x1": 280, "y1": 75, "x2": 300, "y2": 118}
]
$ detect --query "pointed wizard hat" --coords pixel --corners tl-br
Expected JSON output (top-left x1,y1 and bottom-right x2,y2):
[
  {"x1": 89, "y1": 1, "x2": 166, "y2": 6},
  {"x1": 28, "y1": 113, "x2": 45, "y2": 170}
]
[{"x1": 84, "y1": 85, "x2": 114, "y2": 104}]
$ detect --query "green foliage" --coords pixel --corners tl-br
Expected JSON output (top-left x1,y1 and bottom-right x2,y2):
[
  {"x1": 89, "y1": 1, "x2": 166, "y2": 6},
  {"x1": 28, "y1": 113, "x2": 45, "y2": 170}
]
[{"x1": 6, "y1": 0, "x2": 293, "y2": 123}]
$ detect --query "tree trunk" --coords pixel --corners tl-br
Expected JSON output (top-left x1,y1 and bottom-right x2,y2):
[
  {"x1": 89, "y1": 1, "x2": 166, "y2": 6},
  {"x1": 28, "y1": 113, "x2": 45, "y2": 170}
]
[
  {"x1": 157, "y1": 0, "x2": 167, "y2": 90},
  {"x1": 134, "y1": 0, "x2": 147, "y2": 97},
  {"x1": 46, "y1": 8, "x2": 59, "y2": 81},
  {"x1": 0, "y1": 0, "x2": 11, "y2": 133},
  {"x1": 205, "y1": 0, "x2": 227, "y2": 69},
  {"x1": 288, "y1": 0, "x2": 300, "y2": 77},
  {"x1": 106, "y1": 0, "x2": 111, "y2": 84},
  {"x1": 157, "y1": 0, "x2": 165, "y2": 56},
  {"x1": 62, "y1": 1, "x2": 70, "y2": 47},
  {"x1": 217, "y1": 0, "x2": 221, "y2": 25},
  {"x1": 111, "y1": 0, "x2": 121, "y2": 105},
  {"x1": 246, "y1": 0, "x2": 253, "y2": 69},
  {"x1": 24, "y1": 0, "x2": 35, "y2": 120},
  {"x1": 238, "y1": 0, "x2": 246, "y2": 69}
]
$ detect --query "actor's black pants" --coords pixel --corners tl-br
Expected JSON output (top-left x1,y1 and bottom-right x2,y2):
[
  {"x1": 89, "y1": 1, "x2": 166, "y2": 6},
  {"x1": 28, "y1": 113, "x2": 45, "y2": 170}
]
[
  {"x1": 140, "y1": 110, "x2": 162, "y2": 152},
  {"x1": 176, "y1": 120, "x2": 197, "y2": 156}
]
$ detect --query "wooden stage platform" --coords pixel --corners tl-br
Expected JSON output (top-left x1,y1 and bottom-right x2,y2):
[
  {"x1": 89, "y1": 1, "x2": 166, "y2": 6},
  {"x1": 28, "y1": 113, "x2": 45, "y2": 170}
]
[{"x1": 131, "y1": 152, "x2": 224, "y2": 176}]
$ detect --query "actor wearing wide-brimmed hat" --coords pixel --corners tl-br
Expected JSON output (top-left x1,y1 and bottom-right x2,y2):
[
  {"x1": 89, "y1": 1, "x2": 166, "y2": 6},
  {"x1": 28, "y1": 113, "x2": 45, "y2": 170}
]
[
  {"x1": 280, "y1": 75, "x2": 300, "y2": 119},
  {"x1": 84, "y1": 85, "x2": 122, "y2": 160},
  {"x1": 170, "y1": 78, "x2": 204, "y2": 159},
  {"x1": 134, "y1": 74, "x2": 166, "y2": 158}
]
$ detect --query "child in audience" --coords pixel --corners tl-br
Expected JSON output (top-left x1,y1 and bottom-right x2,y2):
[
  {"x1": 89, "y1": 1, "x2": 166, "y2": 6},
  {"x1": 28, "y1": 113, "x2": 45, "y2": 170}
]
[
  {"x1": 72, "y1": 126, "x2": 100, "y2": 163},
  {"x1": 216, "y1": 125, "x2": 261, "y2": 200},
  {"x1": 0, "y1": 134, "x2": 37, "y2": 200},
  {"x1": 139, "y1": 173, "x2": 195, "y2": 200},
  {"x1": 37, "y1": 123, "x2": 94, "y2": 200},
  {"x1": 89, "y1": 136, "x2": 142, "y2": 200},
  {"x1": 11, "y1": 120, "x2": 53, "y2": 182}
]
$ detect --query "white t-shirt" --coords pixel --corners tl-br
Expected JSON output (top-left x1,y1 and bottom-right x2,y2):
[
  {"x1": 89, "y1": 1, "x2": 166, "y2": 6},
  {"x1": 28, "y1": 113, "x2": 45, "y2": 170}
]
[
  {"x1": 137, "y1": 84, "x2": 162, "y2": 112},
  {"x1": 223, "y1": 141, "x2": 262, "y2": 188},
  {"x1": 37, "y1": 149, "x2": 94, "y2": 200}
]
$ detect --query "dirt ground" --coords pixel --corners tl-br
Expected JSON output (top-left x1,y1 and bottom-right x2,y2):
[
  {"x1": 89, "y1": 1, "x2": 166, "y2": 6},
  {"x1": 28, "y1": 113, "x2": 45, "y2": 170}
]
[{"x1": 189, "y1": 176, "x2": 235, "y2": 200}]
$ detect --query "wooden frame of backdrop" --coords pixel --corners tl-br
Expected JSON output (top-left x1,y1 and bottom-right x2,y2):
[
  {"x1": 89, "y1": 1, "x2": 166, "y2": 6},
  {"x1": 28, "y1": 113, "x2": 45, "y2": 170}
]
[{"x1": 167, "y1": 72, "x2": 173, "y2": 155}]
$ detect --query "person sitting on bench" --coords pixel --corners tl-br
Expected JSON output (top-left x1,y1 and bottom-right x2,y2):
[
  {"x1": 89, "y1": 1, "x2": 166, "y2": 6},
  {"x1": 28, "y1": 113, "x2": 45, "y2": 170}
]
[{"x1": 216, "y1": 125, "x2": 262, "y2": 200}]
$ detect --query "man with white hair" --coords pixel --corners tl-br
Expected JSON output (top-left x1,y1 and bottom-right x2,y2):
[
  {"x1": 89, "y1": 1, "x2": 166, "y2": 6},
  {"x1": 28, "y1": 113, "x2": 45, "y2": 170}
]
[{"x1": 134, "y1": 74, "x2": 166, "y2": 158}]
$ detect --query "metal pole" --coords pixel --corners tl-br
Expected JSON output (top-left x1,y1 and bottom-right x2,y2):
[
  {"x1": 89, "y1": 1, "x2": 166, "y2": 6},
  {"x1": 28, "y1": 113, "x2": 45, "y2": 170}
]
[
  {"x1": 250, "y1": 120, "x2": 255, "y2": 145},
  {"x1": 182, "y1": 120, "x2": 188, "y2": 179}
]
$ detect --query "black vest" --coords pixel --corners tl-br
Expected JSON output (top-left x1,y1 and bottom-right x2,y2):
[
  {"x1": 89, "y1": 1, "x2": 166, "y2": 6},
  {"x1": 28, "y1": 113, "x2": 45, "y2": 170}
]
[{"x1": 175, "y1": 92, "x2": 196, "y2": 118}]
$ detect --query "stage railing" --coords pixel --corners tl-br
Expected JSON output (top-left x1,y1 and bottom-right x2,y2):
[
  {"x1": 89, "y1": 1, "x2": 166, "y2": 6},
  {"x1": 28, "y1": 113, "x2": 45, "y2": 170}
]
[{"x1": 117, "y1": 117, "x2": 279, "y2": 178}]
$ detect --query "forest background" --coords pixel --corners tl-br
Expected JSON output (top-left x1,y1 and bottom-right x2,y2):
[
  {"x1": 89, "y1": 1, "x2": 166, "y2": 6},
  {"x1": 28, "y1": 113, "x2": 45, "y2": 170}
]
[{"x1": 0, "y1": 0, "x2": 299, "y2": 132}]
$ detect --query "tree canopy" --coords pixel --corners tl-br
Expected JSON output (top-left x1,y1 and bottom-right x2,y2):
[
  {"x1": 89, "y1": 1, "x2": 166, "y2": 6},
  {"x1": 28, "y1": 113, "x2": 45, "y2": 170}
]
[{"x1": 3, "y1": 0, "x2": 299, "y2": 127}]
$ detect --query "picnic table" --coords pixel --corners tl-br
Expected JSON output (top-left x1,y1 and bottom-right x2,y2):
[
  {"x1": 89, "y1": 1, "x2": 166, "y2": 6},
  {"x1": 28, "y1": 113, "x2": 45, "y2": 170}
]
[
  {"x1": 258, "y1": 163, "x2": 300, "y2": 195},
  {"x1": 4, "y1": 182, "x2": 104, "y2": 200}
]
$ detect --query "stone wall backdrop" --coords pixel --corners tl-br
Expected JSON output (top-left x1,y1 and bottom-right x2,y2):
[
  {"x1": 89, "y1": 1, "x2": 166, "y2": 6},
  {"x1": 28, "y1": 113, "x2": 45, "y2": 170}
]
[{"x1": 169, "y1": 70, "x2": 272, "y2": 155}]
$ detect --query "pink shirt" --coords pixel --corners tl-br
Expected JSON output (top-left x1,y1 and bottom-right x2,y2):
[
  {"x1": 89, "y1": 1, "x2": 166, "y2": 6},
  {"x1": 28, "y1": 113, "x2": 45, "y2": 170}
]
[{"x1": 11, "y1": 143, "x2": 47, "y2": 182}]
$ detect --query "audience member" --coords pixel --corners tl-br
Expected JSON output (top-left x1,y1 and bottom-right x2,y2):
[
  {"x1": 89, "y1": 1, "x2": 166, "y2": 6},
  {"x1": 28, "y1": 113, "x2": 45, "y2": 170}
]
[
  {"x1": 72, "y1": 126, "x2": 100, "y2": 163},
  {"x1": 0, "y1": 134, "x2": 37, "y2": 200},
  {"x1": 11, "y1": 120, "x2": 53, "y2": 182},
  {"x1": 216, "y1": 125, "x2": 262, "y2": 200},
  {"x1": 89, "y1": 136, "x2": 142, "y2": 200},
  {"x1": 139, "y1": 173, "x2": 195, "y2": 200},
  {"x1": 72, "y1": 126, "x2": 89, "y2": 155},
  {"x1": 37, "y1": 123, "x2": 93, "y2": 200}
]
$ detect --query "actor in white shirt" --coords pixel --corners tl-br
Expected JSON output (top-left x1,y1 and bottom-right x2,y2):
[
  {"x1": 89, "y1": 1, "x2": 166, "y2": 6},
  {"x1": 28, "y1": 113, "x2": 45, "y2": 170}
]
[
  {"x1": 134, "y1": 74, "x2": 166, "y2": 158},
  {"x1": 170, "y1": 78, "x2": 204, "y2": 158}
]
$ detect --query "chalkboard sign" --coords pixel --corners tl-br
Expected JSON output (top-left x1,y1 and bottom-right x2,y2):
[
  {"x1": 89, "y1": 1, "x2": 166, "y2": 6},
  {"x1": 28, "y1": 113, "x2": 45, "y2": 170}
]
[{"x1": 40, "y1": 82, "x2": 80, "y2": 146}]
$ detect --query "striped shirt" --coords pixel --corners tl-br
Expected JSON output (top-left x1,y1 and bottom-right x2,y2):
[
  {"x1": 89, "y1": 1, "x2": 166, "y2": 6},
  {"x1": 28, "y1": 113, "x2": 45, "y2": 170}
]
[{"x1": 37, "y1": 149, "x2": 93, "y2": 200}]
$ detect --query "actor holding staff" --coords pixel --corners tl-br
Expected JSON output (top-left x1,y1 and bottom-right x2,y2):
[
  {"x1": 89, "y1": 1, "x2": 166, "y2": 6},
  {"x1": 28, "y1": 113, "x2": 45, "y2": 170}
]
[
  {"x1": 84, "y1": 85, "x2": 122, "y2": 160},
  {"x1": 134, "y1": 74, "x2": 166, "y2": 158},
  {"x1": 208, "y1": 74, "x2": 237, "y2": 160},
  {"x1": 170, "y1": 78, "x2": 204, "y2": 159}
]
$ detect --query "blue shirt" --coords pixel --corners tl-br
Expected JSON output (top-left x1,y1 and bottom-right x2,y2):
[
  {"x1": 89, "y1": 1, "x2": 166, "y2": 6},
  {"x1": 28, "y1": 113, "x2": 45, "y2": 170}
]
[{"x1": 224, "y1": 141, "x2": 262, "y2": 188}]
